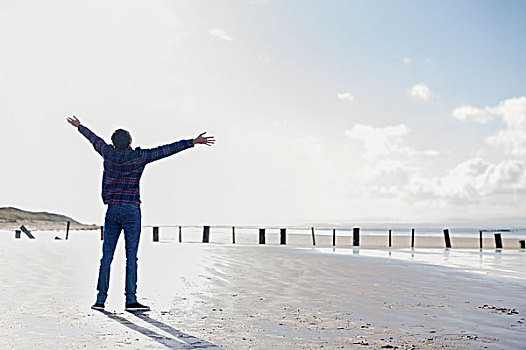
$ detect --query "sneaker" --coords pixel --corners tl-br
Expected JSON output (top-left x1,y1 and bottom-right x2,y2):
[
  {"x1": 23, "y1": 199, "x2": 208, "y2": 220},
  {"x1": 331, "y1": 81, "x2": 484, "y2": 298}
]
[
  {"x1": 125, "y1": 302, "x2": 150, "y2": 312},
  {"x1": 91, "y1": 303, "x2": 105, "y2": 311}
]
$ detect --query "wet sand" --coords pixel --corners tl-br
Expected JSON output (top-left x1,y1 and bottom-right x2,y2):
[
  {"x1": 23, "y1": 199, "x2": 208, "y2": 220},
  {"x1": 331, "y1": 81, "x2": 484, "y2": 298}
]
[{"x1": 0, "y1": 232, "x2": 524, "y2": 349}]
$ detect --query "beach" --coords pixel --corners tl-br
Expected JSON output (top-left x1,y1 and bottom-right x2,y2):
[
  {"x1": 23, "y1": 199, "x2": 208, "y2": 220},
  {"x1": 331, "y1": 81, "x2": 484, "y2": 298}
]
[{"x1": 0, "y1": 230, "x2": 524, "y2": 349}]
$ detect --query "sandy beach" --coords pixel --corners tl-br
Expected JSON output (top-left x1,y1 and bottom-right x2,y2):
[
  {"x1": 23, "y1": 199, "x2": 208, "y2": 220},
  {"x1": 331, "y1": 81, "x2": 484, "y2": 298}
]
[{"x1": 0, "y1": 230, "x2": 524, "y2": 349}]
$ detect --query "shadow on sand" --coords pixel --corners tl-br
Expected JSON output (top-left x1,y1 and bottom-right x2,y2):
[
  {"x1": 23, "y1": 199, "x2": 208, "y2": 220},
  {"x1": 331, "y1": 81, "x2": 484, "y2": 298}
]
[{"x1": 98, "y1": 310, "x2": 221, "y2": 349}]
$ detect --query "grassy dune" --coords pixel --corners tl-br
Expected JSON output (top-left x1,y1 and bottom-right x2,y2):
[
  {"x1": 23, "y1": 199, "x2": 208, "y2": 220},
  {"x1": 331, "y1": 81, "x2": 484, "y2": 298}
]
[
  {"x1": 0, "y1": 207, "x2": 97, "y2": 230},
  {"x1": 0, "y1": 207, "x2": 80, "y2": 223}
]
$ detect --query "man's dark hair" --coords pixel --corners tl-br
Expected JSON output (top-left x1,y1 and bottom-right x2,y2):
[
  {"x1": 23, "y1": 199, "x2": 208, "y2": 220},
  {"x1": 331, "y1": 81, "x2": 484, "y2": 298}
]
[{"x1": 111, "y1": 129, "x2": 131, "y2": 150}]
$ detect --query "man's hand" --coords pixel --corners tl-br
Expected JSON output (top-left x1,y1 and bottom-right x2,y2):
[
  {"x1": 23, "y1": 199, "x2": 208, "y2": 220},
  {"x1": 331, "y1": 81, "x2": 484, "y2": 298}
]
[
  {"x1": 66, "y1": 116, "x2": 81, "y2": 128},
  {"x1": 193, "y1": 132, "x2": 215, "y2": 146}
]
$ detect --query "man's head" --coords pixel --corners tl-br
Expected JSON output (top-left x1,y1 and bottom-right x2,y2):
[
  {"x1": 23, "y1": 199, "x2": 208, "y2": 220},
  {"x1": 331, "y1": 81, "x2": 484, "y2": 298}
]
[{"x1": 111, "y1": 129, "x2": 132, "y2": 150}]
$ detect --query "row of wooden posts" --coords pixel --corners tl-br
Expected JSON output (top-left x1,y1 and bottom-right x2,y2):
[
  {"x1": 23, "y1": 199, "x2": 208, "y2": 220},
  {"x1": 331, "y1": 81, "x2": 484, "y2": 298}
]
[
  {"x1": 149, "y1": 226, "x2": 360, "y2": 246},
  {"x1": 13, "y1": 222, "x2": 526, "y2": 249},
  {"x1": 148, "y1": 226, "x2": 526, "y2": 249}
]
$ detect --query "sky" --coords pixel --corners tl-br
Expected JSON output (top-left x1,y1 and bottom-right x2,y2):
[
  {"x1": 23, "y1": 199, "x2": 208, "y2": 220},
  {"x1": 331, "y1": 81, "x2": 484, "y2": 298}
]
[{"x1": 0, "y1": 0, "x2": 525, "y2": 227}]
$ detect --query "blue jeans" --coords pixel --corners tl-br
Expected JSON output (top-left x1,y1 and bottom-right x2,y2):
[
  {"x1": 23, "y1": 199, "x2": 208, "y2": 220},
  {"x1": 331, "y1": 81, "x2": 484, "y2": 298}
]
[{"x1": 96, "y1": 203, "x2": 141, "y2": 304}]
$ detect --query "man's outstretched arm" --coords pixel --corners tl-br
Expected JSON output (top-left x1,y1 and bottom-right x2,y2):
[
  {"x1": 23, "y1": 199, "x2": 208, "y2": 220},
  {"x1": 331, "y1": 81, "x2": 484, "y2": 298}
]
[
  {"x1": 67, "y1": 116, "x2": 111, "y2": 157},
  {"x1": 141, "y1": 132, "x2": 216, "y2": 164}
]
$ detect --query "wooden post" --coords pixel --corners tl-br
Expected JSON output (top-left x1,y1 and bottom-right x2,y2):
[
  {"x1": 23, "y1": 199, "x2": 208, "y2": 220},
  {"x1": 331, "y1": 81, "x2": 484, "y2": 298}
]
[
  {"x1": 388, "y1": 229, "x2": 392, "y2": 247},
  {"x1": 353, "y1": 227, "x2": 360, "y2": 247},
  {"x1": 519, "y1": 240, "x2": 525, "y2": 249},
  {"x1": 179, "y1": 226, "x2": 182, "y2": 243},
  {"x1": 65, "y1": 221, "x2": 70, "y2": 240},
  {"x1": 259, "y1": 228, "x2": 266, "y2": 244},
  {"x1": 479, "y1": 230, "x2": 483, "y2": 249},
  {"x1": 15, "y1": 230, "x2": 21, "y2": 239},
  {"x1": 311, "y1": 227, "x2": 316, "y2": 246},
  {"x1": 19, "y1": 225, "x2": 35, "y2": 239},
  {"x1": 494, "y1": 233, "x2": 503, "y2": 249},
  {"x1": 232, "y1": 226, "x2": 236, "y2": 244},
  {"x1": 280, "y1": 228, "x2": 286, "y2": 245},
  {"x1": 332, "y1": 229, "x2": 336, "y2": 247},
  {"x1": 411, "y1": 228, "x2": 415, "y2": 248},
  {"x1": 203, "y1": 226, "x2": 210, "y2": 243},
  {"x1": 443, "y1": 229, "x2": 451, "y2": 248},
  {"x1": 153, "y1": 226, "x2": 159, "y2": 242}
]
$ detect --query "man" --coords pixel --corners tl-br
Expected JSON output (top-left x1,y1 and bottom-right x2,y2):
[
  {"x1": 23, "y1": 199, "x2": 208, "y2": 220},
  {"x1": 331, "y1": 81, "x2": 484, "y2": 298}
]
[{"x1": 67, "y1": 116, "x2": 215, "y2": 312}]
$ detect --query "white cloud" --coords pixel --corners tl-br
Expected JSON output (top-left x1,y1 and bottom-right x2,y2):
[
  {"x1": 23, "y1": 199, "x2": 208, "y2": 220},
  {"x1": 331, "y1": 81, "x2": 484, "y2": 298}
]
[
  {"x1": 402, "y1": 57, "x2": 412, "y2": 64},
  {"x1": 209, "y1": 27, "x2": 234, "y2": 41},
  {"x1": 407, "y1": 83, "x2": 434, "y2": 101},
  {"x1": 407, "y1": 158, "x2": 526, "y2": 202},
  {"x1": 392, "y1": 95, "x2": 526, "y2": 212},
  {"x1": 453, "y1": 96, "x2": 526, "y2": 155},
  {"x1": 256, "y1": 56, "x2": 270, "y2": 62},
  {"x1": 290, "y1": 135, "x2": 323, "y2": 160},
  {"x1": 340, "y1": 97, "x2": 526, "y2": 219},
  {"x1": 345, "y1": 124, "x2": 410, "y2": 160},
  {"x1": 452, "y1": 105, "x2": 494, "y2": 123},
  {"x1": 337, "y1": 92, "x2": 355, "y2": 102},
  {"x1": 345, "y1": 123, "x2": 439, "y2": 162},
  {"x1": 485, "y1": 96, "x2": 526, "y2": 155},
  {"x1": 344, "y1": 123, "x2": 441, "y2": 203},
  {"x1": 424, "y1": 150, "x2": 440, "y2": 156}
]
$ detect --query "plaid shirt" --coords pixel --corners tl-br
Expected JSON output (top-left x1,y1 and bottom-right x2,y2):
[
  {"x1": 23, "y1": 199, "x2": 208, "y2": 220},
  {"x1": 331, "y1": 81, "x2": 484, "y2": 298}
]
[{"x1": 78, "y1": 124, "x2": 194, "y2": 205}]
